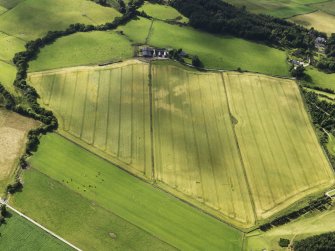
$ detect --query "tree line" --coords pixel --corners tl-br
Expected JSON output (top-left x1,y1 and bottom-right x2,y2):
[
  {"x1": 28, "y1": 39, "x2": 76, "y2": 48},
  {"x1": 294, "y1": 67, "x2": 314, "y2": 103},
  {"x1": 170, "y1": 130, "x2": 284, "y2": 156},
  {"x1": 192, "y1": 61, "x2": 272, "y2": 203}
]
[
  {"x1": 294, "y1": 232, "x2": 335, "y2": 251},
  {"x1": 171, "y1": 0, "x2": 321, "y2": 50},
  {"x1": 260, "y1": 196, "x2": 332, "y2": 232}
]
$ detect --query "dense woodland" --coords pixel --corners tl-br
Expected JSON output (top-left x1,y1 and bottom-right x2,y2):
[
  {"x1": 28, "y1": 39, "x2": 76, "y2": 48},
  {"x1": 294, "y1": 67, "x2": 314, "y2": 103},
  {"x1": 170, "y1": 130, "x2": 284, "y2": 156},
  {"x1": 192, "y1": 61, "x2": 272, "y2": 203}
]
[
  {"x1": 294, "y1": 232, "x2": 335, "y2": 251},
  {"x1": 318, "y1": 34, "x2": 335, "y2": 73},
  {"x1": 171, "y1": 0, "x2": 319, "y2": 49}
]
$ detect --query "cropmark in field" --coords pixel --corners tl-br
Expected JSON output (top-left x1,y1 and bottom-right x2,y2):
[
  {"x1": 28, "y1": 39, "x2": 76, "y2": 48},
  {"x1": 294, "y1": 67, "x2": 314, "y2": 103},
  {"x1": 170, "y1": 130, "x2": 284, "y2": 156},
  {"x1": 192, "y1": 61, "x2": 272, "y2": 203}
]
[
  {"x1": 28, "y1": 60, "x2": 152, "y2": 178},
  {"x1": 29, "y1": 60, "x2": 335, "y2": 229}
]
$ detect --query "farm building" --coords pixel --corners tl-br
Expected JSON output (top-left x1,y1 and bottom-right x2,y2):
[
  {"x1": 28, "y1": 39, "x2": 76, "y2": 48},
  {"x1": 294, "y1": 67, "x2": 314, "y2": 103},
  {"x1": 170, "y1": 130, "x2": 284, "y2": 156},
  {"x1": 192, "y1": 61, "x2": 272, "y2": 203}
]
[{"x1": 140, "y1": 46, "x2": 169, "y2": 58}]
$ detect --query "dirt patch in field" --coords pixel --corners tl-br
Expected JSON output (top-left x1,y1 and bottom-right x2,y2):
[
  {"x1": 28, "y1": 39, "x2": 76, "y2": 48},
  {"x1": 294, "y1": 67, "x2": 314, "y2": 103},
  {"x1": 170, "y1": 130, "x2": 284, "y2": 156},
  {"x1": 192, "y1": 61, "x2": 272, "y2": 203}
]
[{"x1": 0, "y1": 109, "x2": 39, "y2": 182}]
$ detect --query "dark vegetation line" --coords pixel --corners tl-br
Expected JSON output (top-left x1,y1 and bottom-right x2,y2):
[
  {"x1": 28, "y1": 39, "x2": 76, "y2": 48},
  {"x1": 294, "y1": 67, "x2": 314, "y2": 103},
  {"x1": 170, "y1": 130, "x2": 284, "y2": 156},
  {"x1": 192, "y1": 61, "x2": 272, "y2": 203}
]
[{"x1": 294, "y1": 231, "x2": 335, "y2": 251}]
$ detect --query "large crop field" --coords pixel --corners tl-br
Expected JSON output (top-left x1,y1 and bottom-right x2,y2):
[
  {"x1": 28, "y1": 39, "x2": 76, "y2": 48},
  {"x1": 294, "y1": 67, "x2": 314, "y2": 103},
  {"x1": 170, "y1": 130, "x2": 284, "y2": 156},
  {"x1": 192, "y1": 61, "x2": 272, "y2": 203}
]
[
  {"x1": 20, "y1": 133, "x2": 244, "y2": 250},
  {"x1": 152, "y1": 62, "x2": 335, "y2": 225},
  {"x1": 29, "y1": 31, "x2": 133, "y2": 72},
  {"x1": 0, "y1": 109, "x2": 38, "y2": 191},
  {"x1": 29, "y1": 60, "x2": 152, "y2": 178},
  {"x1": 0, "y1": 209, "x2": 72, "y2": 250},
  {"x1": 0, "y1": 0, "x2": 120, "y2": 40},
  {"x1": 29, "y1": 60, "x2": 335, "y2": 229}
]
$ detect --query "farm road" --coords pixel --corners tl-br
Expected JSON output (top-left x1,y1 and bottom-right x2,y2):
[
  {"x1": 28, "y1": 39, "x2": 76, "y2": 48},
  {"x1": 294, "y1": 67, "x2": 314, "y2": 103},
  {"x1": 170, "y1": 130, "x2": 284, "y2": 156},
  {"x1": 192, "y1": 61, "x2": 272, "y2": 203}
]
[{"x1": 0, "y1": 199, "x2": 81, "y2": 251}]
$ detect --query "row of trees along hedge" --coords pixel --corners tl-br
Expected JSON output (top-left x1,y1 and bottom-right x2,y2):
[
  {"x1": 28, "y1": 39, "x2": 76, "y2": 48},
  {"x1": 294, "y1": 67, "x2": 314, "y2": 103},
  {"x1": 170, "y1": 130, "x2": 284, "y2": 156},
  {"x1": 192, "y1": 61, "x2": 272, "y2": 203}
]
[
  {"x1": 10, "y1": 5, "x2": 141, "y2": 161},
  {"x1": 302, "y1": 90, "x2": 335, "y2": 166},
  {"x1": 0, "y1": 83, "x2": 15, "y2": 109},
  {"x1": 294, "y1": 232, "x2": 335, "y2": 251},
  {"x1": 171, "y1": 0, "x2": 324, "y2": 50},
  {"x1": 260, "y1": 196, "x2": 332, "y2": 231},
  {"x1": 317, "y1": 33, "x2": 335, "y2": 73}
]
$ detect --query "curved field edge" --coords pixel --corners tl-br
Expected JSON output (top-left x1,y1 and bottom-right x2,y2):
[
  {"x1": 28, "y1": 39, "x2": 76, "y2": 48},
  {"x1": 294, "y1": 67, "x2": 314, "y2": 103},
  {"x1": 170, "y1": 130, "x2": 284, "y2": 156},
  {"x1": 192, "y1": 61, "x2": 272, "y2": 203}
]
[{"x1": 17, "y1": 133, "x2": 244, "y2": 251}]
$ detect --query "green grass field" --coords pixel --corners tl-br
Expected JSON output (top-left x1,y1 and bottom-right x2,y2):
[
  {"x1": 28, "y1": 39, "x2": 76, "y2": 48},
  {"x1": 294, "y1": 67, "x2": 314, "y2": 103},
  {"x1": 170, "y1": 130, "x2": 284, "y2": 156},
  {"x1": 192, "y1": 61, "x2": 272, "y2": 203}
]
[
  {"x1": 0, "y1": 61, "x2": 16, "y2": 93},
  {"x1": 290, "y1": 10, "x2": 335, "y2": 35},
  {"x1": 0, "y1": 0, "x2": 23, "y2": 9},
  {"x1": 147, "y1": 20, "x2": 289, "y2": 76},
  {"x1": 0, "y1": 209, "x2": 72, "y2": 250},
  {"x1": 139, "y1": 2, "x2": 188, "y2": 23},
  {"x1": 117, "y1": 17, "x2": 152, "y2": 44},
  {"x1": 0, "y1": 0, "x2": 120, "y2": 40},
  {"x1": 311, "y1": 0, "x2": 335, "y2": 16},
  {"x1": 0, "y1": 32, "x2": 25, "y2": 63},
  {"x1": 223, "y1": 0, "x2": 327, "y2": 18},
  {"x1": 11, "y1": 167, "x2": 176, "y2": 251},
  {"x1": 305, "y1": 68, "x2": 335, "y2": 92},
  {"x1": 21, "y1": 133, "x2": 244, "y2": 250},
  {"x1": 29, "y1": 31, "x2": 133, "y2": 72}
]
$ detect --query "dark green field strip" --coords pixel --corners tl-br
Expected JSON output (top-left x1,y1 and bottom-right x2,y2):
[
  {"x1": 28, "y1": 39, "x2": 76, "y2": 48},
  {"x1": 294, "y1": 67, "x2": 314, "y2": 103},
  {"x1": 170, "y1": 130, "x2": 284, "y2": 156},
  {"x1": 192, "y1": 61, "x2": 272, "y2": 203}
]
[
  {"x1": 11, "y1": 168, "x2": 176, "y2": 251},
  {"x1": 27, "y1": 133, "x2": 244, "y2": 251}
]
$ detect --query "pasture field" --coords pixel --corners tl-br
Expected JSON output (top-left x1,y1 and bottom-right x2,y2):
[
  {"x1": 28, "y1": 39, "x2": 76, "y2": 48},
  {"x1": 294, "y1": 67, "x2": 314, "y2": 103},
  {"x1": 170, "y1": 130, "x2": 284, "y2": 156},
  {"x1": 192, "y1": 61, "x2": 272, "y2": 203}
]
[
  {"x1": 11, "y1": 167, "x2": 175, "y2": 251},
  {"x1": 305, "y1": 68, "x2": 335, "y2": 92},
  {"x1": 139, "y1": 3, "x2": 188, "y2": 23},
  {"x1": 29, "y1": 31, "x2": 133, "y2": 72},
  {"x1": 0, "y1": 0, "x2": 23, "y2": 9},
  {"x1": 117, "y1": 17, "x2": 152, "y2": 44},
  {"x1": 25, "y1": 133, "x2": 244, "y2": 251},
  {"x1": 222, "y1": 0, "x2": 325, "y2": 18},
  {"x1": 0, "y1": 209, "x2": 72, "y2": 250},
  {"x1": 290, "y1": 11, "x2": 335, "y2": 35},
  {"x1": 29, "y1": 60, "x2": 152, "y2": 178},
  {"x1": 312, "y1": 0, "x2": 335, "y2": 16},
  {"x1": 147, "y1": 20, "x2": 289, "y2": 76},
  {"x1": 0, "y1": 61, "x2": 16, "y2": 93},
  {"x1": 0, "y1": 109, "x2": 38, "y2": 192},
  {"x1": 0, "y1": 0, "x2": 120, "y2": 40},
  {"x1": 0, "y1": 32, "x2": 25, "y2": 63}
]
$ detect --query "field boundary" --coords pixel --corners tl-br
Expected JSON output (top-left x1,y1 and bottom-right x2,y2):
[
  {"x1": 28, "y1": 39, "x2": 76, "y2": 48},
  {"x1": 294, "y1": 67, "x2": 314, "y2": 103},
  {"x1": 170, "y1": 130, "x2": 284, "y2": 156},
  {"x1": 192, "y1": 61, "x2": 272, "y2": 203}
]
[
  {"x1": 220, "y1": 73, "x2": 257, "y2": 223},
  {"x1": 0, "y1": 200, "x2": 81, "y2": 251}
]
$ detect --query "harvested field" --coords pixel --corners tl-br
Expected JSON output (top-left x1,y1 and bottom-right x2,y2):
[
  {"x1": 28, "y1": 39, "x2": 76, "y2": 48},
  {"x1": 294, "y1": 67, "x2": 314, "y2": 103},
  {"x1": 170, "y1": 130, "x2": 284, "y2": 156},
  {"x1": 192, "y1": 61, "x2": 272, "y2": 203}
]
[{"x1": 0, "y1": 109, "x2": 39, "y2": 190}]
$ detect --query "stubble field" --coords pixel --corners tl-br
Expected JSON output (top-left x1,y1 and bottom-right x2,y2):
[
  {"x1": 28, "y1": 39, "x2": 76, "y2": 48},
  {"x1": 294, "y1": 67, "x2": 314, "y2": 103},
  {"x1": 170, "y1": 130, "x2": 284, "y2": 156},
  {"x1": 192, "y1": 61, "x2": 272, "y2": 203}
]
[{"x1": 0, "y1": 109, "x2": 39, "y2": 191}]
